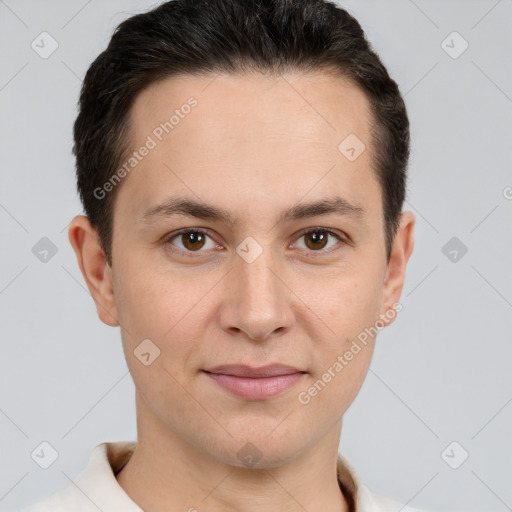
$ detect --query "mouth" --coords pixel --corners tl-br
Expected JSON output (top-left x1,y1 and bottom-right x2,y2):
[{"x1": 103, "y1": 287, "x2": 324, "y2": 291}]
[{"x1": 202, "y1": 364, "x2": 307, "y2": 400}]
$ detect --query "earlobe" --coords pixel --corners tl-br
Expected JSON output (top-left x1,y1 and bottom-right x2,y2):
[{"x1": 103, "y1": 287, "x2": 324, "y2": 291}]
[
  {"x1": 68, "y1": 215, "x2": 120, "y2": 327},
  {"x1": 378, "y1": 211, "x2": 415, "y2": 326}
]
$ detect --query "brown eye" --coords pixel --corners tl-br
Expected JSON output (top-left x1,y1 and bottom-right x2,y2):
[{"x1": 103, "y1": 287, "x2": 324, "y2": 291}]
[
  {"x1": 295, "y1": 228, "x2": 343, "y2": 253},
  {"x1": 304, "y1": 230, "x2": 329, "y2": 250},
  {"x1": 181, "y1": 231, "x2": 206, "y2": 251},
  {"x1": 167, "y1": 229, "x2": 216, "y2": 252}
]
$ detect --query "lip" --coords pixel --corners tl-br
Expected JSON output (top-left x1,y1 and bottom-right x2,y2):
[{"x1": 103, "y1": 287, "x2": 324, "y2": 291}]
[
  {"x1": 203, "y1": 364, "x2": 306, "y2": 400},
  {"x1": 205, "y1": 364, "x2": 304, "y2": 378}
]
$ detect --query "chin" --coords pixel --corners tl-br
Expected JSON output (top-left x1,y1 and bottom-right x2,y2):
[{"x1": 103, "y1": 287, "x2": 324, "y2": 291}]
[
  {"x1": 206, "y1": 427, "x2": 306, "y2": 470},
  {"x1": 222, "y1": 446, "x2": 298, "y2": 470}
]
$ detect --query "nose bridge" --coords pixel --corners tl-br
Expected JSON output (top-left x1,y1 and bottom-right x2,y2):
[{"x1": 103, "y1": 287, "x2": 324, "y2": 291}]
[
  {"x1": 239, "y1": 244, "x2": 277, "y2": 300},
  {"x1": 224, "y1": 237, "x2": 291, "y2": 340},
  {"x1": 237, "y1": 238, "x2": 280, "y2": 308}
]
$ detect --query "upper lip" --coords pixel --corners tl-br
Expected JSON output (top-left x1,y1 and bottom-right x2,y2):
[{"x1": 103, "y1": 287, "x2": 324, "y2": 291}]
[{"x1": 203, "y1": 364, "x2": 305, "y2": 378}]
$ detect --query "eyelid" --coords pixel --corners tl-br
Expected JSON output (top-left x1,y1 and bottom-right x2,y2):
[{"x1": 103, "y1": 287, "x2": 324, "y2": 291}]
[{"x1": 293, "y1": 226, "x2": 348, "y2": 244}]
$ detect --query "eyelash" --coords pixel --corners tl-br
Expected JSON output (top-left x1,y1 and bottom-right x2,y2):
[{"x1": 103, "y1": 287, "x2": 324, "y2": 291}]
[{"x1": 162, "y1": 227, "x2": 349, "y2": 257}]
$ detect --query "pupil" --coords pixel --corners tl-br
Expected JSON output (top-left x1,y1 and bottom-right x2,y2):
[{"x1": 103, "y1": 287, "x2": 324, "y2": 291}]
[
  {"x1": 307, "y1": 230, "x2": 327, "y2": 250},
  {"x1": 185, "y1": 232, "x2": 204, "y2": 250}
]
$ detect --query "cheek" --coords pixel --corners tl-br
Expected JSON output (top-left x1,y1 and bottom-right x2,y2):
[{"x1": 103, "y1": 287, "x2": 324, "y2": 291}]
[
  {"x1": 113, "y1": 250, "x2": 189, "y2": 334},
  {"x1": 114, "y1": 272, "x2": 201, "y2": 407},
  {"x1": 320, "y1": 269, "x2": 384, "y2": 340},
  {"x1": 113, "y1": 260, "x2": 217, "y2": 373},
  {"x1": 302, "y1": 267, "x2": 382, "y2": 393},
  {"x1": 294, "y1": 344, "x2": 373, "y2": 440},
  {"x1": 114, "y1": 273, "x2": 167, "y2": 338}
]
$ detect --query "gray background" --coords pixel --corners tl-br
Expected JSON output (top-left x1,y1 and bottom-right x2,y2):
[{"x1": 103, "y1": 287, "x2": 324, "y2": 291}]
[{"x1": 1, "y1": 1, "x2": 511, "y2": 511}]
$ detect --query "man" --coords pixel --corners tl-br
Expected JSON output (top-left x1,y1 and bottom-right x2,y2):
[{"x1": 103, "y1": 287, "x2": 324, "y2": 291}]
[{"x1": 18, "y1": 0, "x2": 427, "y2": 510}]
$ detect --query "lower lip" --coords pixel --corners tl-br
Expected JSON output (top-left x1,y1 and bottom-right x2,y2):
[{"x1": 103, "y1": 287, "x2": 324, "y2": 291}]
[{"x1": 204, "y1": 371, "x2": 305, "y2": 400}]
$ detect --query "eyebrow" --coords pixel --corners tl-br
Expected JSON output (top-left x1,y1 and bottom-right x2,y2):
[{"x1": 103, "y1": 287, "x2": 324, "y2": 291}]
[{"x1": 140, "y1": 195, "x2": 367, "y2": 227}]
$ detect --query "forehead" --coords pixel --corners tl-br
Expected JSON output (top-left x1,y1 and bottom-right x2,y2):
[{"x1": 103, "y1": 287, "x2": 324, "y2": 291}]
[
  {"x1": 130, "y1": 70, "x2": 372, "y2": 145},
  {"x1": 117, "y1": 71, "x2": 379, "y2": 223}
]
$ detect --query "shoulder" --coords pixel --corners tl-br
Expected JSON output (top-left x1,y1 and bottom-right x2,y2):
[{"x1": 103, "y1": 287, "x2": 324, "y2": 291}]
[
  {"x1": 15, "y1": 484, "x2": 98, "y2": 512},
  {"x1": 14, "y1": 441, "x2": 140, "y2": 512},
  {"x1": 361, "y1": 484, "x2": 433, "y2": 512},
  {"x1": 336, "y1": 452, "x2": 434, "y2": 512}
]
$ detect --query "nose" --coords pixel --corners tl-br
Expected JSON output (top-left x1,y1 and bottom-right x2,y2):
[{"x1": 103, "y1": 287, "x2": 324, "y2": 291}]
[{"x1": 218, "y1": 244, "x2": 294, "y2": 342}]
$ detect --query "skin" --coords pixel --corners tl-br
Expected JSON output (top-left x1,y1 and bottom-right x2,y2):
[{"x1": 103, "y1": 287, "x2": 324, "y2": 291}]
[{"x1": 69, "y1": 71, "x2": 415, "y2": 512}]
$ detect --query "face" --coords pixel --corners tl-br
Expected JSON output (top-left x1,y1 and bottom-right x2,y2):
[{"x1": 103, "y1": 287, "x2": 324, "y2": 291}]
[{"x1": 70, "y1": 71, "x2": 414, "y2": 468}]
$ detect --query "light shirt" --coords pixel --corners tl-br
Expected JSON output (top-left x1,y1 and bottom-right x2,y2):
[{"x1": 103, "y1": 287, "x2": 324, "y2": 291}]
[{"x1": 17, "y1": 441, "x2": 430, "y2": 512}]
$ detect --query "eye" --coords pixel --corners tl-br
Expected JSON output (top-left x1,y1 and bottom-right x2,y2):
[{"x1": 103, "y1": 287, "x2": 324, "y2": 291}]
[
  {"x1": 294, "y1": 228, "x2": 345, "y2": 253},
  {"x1": 163, "y1": 227, "x2": 348, "y2": 257},
  {"x1": 165, "y1": 228, "x2": 218, "y2": 253}
]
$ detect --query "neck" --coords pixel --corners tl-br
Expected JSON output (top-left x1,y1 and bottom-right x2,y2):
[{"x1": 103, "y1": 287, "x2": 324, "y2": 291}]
[{"x1": 116, "y1": 393, "x2": 350, "y2": 512}]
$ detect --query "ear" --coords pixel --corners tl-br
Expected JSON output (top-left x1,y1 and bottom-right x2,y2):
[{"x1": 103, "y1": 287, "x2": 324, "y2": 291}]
[
  {"x1": 378, "y1": 211, "x2": 415, "y2": 327},
  {"x1": 68, "y1": 215, "x2": 119, "y2": 327}
]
